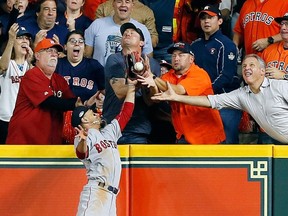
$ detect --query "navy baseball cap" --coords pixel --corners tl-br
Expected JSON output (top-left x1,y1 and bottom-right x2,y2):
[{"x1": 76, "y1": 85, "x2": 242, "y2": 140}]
[
  {"x1": 167, "y1": 42, "x2": 194, "y2": 56},
  {"x1": 71, "y1": 106, "x2": 89, "y2": 127},
  {"x1": 275, "y1": 13, "x2": 288, "y2": 24},
  {"x1": 120, "y1": 22, "x2": 145, "y2": 42},
  {"x1": 199, "y1": 5, "x2": 222, "y2": 19},
  {"x1": 17, "y1": 26, "x2": 32, "y2": 38}
]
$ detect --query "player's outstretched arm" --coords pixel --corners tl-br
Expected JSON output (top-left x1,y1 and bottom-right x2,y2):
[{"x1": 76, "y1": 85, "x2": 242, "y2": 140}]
[
  {"x1": 115, "y1": 78, "x2": 137, "y2": 131},
  {"x1": 124, "y1": 78, "x2": 137, "y2": 104},
  {"x1": 75, "y1": 125, "x2": 88, "y2": 159},
  {"x1": 151, "y1": 82, "x2": 212, "y2": 108}
]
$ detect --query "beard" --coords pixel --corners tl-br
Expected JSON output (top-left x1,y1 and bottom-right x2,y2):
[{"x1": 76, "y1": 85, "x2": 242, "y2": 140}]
[
  {"x1": 47, "y1": 59, "x2": 57, "y2": 67},
  {"x1": 173, "y1": 65, "x2": 183, "y2": 72}
]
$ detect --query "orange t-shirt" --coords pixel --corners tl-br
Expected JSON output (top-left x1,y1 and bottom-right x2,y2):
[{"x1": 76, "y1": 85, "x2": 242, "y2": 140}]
[{"x1": 161, "y1": 63, "x2": 225, "y2": 144}]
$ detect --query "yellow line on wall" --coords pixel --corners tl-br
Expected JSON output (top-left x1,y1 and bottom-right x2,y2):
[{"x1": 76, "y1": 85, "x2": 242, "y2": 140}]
[
  {"x1": 0, "y1": 145, "x2": 130, "y2": 158},
  {"x1": 130, "y1": 145, "x2": 274, "y2": 158}
]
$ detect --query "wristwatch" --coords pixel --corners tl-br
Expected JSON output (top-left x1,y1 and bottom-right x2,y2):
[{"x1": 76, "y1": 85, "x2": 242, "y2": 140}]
[
  {"x1": 267, "y1": 37, "x2": 274, "y2": 44},
  {"x1": 283, "y1": 74, "x2": 288, "y2": 80}
]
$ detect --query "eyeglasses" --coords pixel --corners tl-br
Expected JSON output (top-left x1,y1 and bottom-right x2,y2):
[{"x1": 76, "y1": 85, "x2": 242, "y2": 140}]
[
  {"x1": 280, "y1": 22, "x2": 288, "y2": 27},
  {"x1": 68, "y1": 38, "x2": 85, "y2": 45},
  {"x1": 41, "y1": 48, "x2": 59, "y2": 55},
  {"x1": 16, "y1": 35, "x2": 30, "y2": 40}
]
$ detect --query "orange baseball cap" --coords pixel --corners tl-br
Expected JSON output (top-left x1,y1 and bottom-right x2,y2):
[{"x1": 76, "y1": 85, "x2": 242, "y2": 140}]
[{"x1": 34, "y1": 38, "x2": 63, "y2": 53}]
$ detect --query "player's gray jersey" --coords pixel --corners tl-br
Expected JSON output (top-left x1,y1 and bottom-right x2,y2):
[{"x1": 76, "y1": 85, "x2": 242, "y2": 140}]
[{"x1": 74, "y1": 119, "x2": 122, "y2": 188}]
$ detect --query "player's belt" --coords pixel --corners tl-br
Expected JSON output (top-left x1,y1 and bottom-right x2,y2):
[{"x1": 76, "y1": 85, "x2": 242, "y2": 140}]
[{"x1": 98, "y1": 182, "x2": 119, "y2": 195}]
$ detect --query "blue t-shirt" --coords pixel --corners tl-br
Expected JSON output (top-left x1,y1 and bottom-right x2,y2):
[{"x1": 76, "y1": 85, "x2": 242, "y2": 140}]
[
  {"x1": 22, "y1": 18, "x2": 70, "y2": 45},
  {"x1": 57, "y1": 14, "x2": 92, "y2": 34},
  {"x1": 56, "y1": 57, "x2": 105, "y2": 102}
]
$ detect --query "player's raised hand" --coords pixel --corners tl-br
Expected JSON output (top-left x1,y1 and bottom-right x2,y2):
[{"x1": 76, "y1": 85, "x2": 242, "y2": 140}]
[
  {"x1": 151, "y1": 82, "x2": 177, "y2": 101},
  {"x1": 75, "y1": 125, "x2": 88, "y2": 140}
]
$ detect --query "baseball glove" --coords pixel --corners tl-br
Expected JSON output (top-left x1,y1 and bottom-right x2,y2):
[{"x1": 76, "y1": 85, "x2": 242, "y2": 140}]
[{"x1": 125, "y1": 51, "x2": 145, "y2": 80}]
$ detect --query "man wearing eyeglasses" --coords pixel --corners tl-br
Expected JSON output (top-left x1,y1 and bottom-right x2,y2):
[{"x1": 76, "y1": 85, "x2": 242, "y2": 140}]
[
  {"x1": 6, "y1": 38, "x2": 85, "y2": 144},
  {"x1": 56, "y1": 30, "x2": 105, "y2": 144}
]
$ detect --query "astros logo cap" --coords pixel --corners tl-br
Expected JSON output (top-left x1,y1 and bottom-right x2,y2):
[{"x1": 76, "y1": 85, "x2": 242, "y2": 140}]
[
  {"x1": 167, "y1": 42, "x2": 194, "y2": 56},
  {"x1": 199, "y1": 5, "x2": 222, "y2": 19}
]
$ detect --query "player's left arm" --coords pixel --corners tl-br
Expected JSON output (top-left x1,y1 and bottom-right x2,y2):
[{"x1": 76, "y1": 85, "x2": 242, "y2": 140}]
[{"x1": 115, "y1": 79, "x2": 137, "y2": 131}]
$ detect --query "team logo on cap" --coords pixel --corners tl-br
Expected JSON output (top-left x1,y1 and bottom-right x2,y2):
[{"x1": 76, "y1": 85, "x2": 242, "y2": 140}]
[
  {"x1": 20, "y1": 27, "x2": 27, "y2": 31},
  {"x1": 79, "y1": 111, "x2": 85, "y2": 118},
  {"x1": 174, "y1": 42, "x2": 185, "y2": 48},
  {"x1": 204, "y1": 6, "x2": 210, "y2": 10}
]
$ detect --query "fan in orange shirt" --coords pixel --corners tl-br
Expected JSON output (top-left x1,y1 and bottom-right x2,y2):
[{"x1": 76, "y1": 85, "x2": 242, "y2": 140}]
[{"x1": 138, "y1": 42, "x2": 226, "y2": 144}]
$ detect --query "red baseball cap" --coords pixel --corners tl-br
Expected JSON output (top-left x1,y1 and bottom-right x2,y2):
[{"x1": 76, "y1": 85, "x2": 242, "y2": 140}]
[{"x1": 34, "y1": 38, "x2": 63, "y2": 53}]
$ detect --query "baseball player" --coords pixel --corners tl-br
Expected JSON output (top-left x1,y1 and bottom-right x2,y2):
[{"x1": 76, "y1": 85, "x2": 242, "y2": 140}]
[{"x1": 72, "y1": 79, "x2": 137, "y2": 216}]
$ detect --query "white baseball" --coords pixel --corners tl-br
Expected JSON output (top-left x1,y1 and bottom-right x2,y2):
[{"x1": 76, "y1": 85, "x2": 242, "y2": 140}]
[{"x1": 134, "y1": 62, "x2": 144, "y2": 71}]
